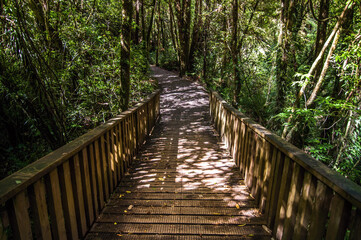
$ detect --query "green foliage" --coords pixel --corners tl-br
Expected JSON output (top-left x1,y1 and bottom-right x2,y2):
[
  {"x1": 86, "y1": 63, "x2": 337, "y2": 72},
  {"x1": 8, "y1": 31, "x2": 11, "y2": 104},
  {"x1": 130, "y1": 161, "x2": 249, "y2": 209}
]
[{"x1": 0, "y1": 0, "x2": 155, "y2": 180}]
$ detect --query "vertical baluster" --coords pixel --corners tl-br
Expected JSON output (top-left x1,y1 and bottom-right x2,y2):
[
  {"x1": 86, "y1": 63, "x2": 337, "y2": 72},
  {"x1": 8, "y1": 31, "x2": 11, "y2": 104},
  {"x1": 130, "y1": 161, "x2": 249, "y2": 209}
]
[
  {"x1": 0, "y1": 210, "x2": 8, "y2": 240},
  {"x1": 88, "y1": 143, "x2": 99, "y2": 218},
  {"x1": 95, "y1": 139, "x2": 105, "y2": 208},
  {"x1": 267, "y1": 151, "x2": 284, "y2": 228},
  {"x1": 349, "y1": 208, "x2": 361, "y2": 240},
  {"x1": 241, "y1": 127, "x2": 250, "y2": 176},
  {"x1": 101, "y1": 135, "x2": 110, "y2": 200},
  {"x1": 7, "y1": 191, "x2": 32, "y2": 240},
  {"x1": 106, "y1": 131, "x2": 114, "y2": 193},
  {"x1": 325, "y1": 193, "x2": 352, "y2": 240},
  {"x1": 283, "y1": 164, "x2": 304, "y2": 239},
  {"x1": 114, "y1": 125, "x2": 121, "y2": 180},
  {"x1": 118, "y1": 123, "x2": 125, "y2": 176},
  {"x1": 28, "y1": 179, "x2": 52, "y2": 239},
  {"x1": 251, "y1": 135, "x2": 262, "y2": 198},
  {"x1": 80, "y1": 148, "x2": 94, "y2": 226},
  {"x1": 46, "y1": 169, "x2": 67, "y2": 240},
  {"x1": 69, "y1": 154, "x2": 87, "y2": 236},
  {"x1": 259, "y1": 141, "x2": 273, "y2": 212},
  {"x1": 59, "y1": 161, "x2": 78, "y2": 239},
  {"x1": 238, "y1": 121, "x2": 247, "y2": 173},
  {"x1": 292, "y1": 172, "x2": 316, "y2": 240},
  {"x1": 307, "y1": 180, "x2": 333, "y2": 239},
  {"x1": 245, "y1": 131, "x2": 256, "y2": 189},
  {"x1": 274, "y1": 156, "x2": 293, "y2": 239},
  {"x1": 254, "y1": 137, "x2": 266, "y2": 204}
]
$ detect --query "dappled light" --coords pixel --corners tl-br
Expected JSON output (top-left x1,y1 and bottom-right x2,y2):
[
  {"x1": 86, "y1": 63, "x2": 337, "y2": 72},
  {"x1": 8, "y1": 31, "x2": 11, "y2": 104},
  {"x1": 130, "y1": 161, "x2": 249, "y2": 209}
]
[{"x1": 85, "y1": 66, "x2": 269, "y2": 239}]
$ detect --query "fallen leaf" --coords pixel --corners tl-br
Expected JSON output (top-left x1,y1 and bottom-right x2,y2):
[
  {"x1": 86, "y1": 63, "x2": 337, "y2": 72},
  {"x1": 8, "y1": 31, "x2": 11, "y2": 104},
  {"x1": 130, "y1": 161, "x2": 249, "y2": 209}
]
[
  {"x1": 248, "y1": 234, "x2": 254, "y2": 237},
  {"x1": 236, "y1": 204, "x2": 240, "y2": 209},
  {"x1": 119, "y1": 194, "x2": 124, "y2": 198},
  {"x1": 124, "y1": 210, "x2": 128, "y2": 213},
  {"x1": 213, "y1": 213, "x2": 221, "y2": 215},
  {"x1": 15, "y1": 180, "x2": 21, "y2": 184},
  {"x1": 158, "y1": 178, "x2": 164, "y2": 181},
  {"x1": 126, "y1": 191, "x2": 131, "y2": 194},
  {"x1": 114, "y1": 222, "x2": 117, "y2": 225},
  {"x1": 262, "y1": 225, "x2": 272, "y2": 233},
  {"x1": 116, "y1": 234, "x2": 122, "y2": 236},
  {"x1": 238, "y1": 224, "x2": 246, "y2": 227},
  {"x1": 128, "y1": 205, "x2": 134, "y2": 210}
]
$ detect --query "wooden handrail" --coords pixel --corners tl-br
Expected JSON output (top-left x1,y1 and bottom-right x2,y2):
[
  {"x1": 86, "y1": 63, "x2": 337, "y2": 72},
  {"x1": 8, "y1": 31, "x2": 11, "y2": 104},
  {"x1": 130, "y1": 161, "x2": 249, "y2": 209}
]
[
  {"x1": 0, "y1": 90, "x2": 160, "y2": 239},
  {"x1": 209, "y1": 90, "x2": 361, "y2": 240}
]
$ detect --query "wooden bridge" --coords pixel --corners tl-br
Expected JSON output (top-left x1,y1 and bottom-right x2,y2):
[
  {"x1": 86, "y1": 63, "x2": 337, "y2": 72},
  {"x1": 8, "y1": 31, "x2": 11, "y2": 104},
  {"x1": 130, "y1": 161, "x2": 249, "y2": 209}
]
[{"x1": 0, "y1": 67, "x2": 361, "y2": 239}]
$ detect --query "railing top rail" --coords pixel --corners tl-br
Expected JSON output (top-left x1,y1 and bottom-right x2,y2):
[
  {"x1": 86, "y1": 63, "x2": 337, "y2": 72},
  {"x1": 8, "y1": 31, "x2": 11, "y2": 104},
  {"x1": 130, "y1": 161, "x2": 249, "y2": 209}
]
[
  {"x1": 0, "y1": 89, "x2": 160, "y2": 205},
  {"x1": 210, "y1": 90, "x2": 361, "y2": 210}
]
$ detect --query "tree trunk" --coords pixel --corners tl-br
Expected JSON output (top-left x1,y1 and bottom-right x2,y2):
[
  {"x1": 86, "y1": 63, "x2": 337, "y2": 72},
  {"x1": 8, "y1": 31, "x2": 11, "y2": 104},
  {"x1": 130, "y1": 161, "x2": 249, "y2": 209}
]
[
  {"x1": 232, "y1": 0, "x2": 241, "y2": 106},
  {"x1": 146, "y1": 0, "x2": 157, "y2": 51},
  {"x1": 120, "y1": 0, "x2": 133, "y2": 110},
  {"x1": 275, "y1": 0, "x2": 305, "y2": 112},
  {"x1": 313, "y1": 0, "x2": 330, "y2": 80},
  {"x1": 134, "y1": 0, "x2": 140, "y2": 44},
  {"x1": 155, "y1": 2, "x2": 161, "y2": 66},
  {"x1": 175, "y1": 0, "x2": 192, "y2": 77}
]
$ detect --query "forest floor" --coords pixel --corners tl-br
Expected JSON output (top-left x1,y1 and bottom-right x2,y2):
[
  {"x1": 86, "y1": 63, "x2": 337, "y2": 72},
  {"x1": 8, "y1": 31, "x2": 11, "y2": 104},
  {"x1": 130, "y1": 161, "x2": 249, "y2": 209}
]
[{"x1": 85, "y1": 67, "x2": 272, "y2": 239}]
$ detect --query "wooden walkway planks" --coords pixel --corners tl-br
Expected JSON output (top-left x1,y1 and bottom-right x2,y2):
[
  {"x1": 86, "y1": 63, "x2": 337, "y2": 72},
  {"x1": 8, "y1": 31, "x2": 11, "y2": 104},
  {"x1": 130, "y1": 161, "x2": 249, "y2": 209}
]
[{"x1": 85, "y1": 67, "x2": 271, "y2": 240}]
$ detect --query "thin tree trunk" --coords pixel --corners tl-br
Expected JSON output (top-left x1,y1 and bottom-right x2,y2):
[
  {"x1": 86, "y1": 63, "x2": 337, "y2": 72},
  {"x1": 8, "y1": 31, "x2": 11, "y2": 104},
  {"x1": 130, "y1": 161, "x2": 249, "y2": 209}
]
[
  {"x1": 282, "y1": 1, "x2": 355, "y2": 139},
  {"x1": 120, "y1": 0, "x2": 133, "y2": 110},
  {"x1": 146, "y1": 0, "x2": 157, "y2": 50},
  {"x1": 134, "y1": 0, "x2": 140, "y2": 44},
  {"x1": 232, "y1": 0, "x2": 240, "y2": 106}
]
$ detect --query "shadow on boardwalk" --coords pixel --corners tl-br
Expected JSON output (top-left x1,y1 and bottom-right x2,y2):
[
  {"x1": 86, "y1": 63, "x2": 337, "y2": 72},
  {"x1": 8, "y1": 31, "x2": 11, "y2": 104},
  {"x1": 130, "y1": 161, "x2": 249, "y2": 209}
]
[{"x1": 85, "y1": 67, "x2": 272, "y2": 239}]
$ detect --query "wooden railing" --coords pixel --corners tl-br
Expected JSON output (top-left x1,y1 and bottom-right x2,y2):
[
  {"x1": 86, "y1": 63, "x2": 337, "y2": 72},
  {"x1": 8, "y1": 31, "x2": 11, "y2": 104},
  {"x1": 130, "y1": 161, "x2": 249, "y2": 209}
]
[
  {"x1": 0, "y1": 90, "x2": 160, "y2": 240},
  {"x1": 209, "y1": 90, "x2": 361, "y2": 240}
]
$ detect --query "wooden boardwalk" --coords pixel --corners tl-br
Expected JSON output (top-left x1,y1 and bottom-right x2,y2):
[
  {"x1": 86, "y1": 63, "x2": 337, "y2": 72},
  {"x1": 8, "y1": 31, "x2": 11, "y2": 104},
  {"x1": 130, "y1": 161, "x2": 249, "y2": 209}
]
[{"x1": 85, "y1": 67, "x2": 272, "y2": 239}]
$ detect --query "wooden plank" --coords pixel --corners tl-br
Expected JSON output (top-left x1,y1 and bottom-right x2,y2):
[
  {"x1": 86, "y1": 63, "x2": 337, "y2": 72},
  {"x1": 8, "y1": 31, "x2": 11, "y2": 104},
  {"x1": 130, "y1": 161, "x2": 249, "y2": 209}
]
[
  {"x1": 70, "y1": 154, "x2": 87, "y2": 236},
  {"x1": 101, "y1": 135, "x2": 110, "y2": 200},
  {"x1": 80, "y1": 148, "x2": 95, "y2": 226},
  {"x1": 88, "y1": 143, "x2": 99, "y2": 218},
  {"x1": 252, "y1": 136, "x2": 264, "y2": 203},
  {"x1": 292, "y1": 172, "x2": 316, "y2": 240},
  {"x1": 94, "y1": 139, "x2": 105, "y2": 209},
  {"x1": 59, "y1": 161, "x2": 79, "y2": 239},
  {"x1": 121, "y1": 120, "x2": 128, "y2": 169},
  {"x1": 0, "y1": 211, "x2": 8, "y2": 240},
  {"x1": 28, "y1": 179, "x2": 52, "y2": 240},
  {"x1": 117, "y1": 124, "x2": 125, "y2": 176},
  {"x1": 106, "y1": 131, "x2": 114, "y2": 193},
  {"x1": 245, "y1": 131, "x2": 256, "y2": 189},
  {"x1": 45, "y1": 169, "x2": 67, "y2": 240},
  {"x1": 238, "y1": 121, "x2": 247, "y2": 172},
  {"x1": 282, "y1": 163, "x2": 304, "y2": 239},
  {"x1": 242, "y1": 128, "x2": 251, "y2": 180},
  {"x1": 325, "y1": 193, "x2": 352, "y2": 240},
  {"x1": 254, "y1": 137, "x2": 266, "y2": 205},
  {"x1": 307, "y1": 180, "x2": 333, "y2": 239},
  {"x1": 274, "y1": 156, "x2": 292, "y2": 239},
  {"x1": 209, "y1": 90, "x2": 361, "y2": 210},
  {"x1": 259, "y1": 141, "x2": 273, "y2": 212},
  {"x1": 114, "y1": 125, "x2": 121, "y2": 180},
  {"x1": 349, "y1": 208, "x2": 361, "y2": 240},
  {"x1": 110, "y1": 128, "x2": 118, "y2": 185},
  {"x1": 7, "y1": 191, "x2": 32, "y2": 240}
]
